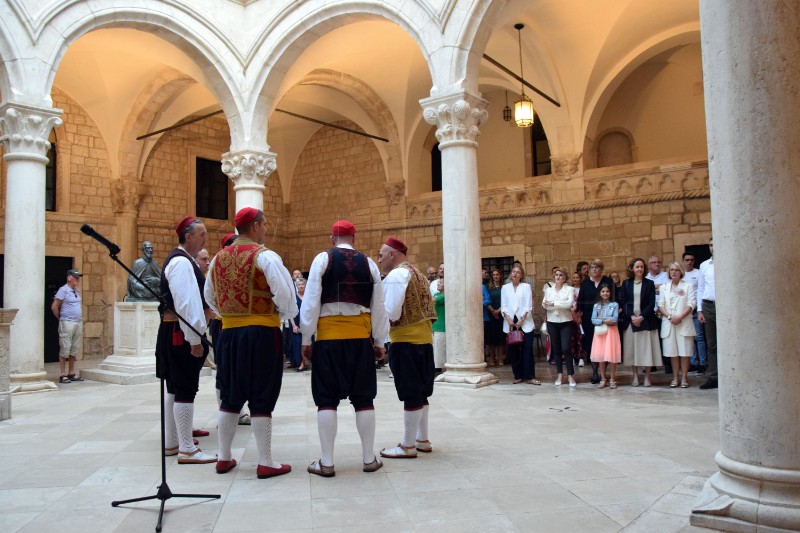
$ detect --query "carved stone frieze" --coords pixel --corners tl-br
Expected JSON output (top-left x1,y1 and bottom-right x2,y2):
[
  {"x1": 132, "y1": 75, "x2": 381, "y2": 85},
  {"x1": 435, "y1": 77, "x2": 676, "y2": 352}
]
[
  {"x1": 584, "y1": 165, "x2": 709, "y2": 201},
  {"x1": 111, "y1": 180, "x2": 147, "y2": 214},
  {"x1": 0, "y1": 103, "x2": 62, "y2": 159},
  {"x1": 385, "y1": 179, "x2": 405, "y2": 205},
  {"x1": 221, "y1": 150, "x2": 277, "y2": 185},
  {"x1": 551, "y1": 153, "x2": 582, "y2": 180},
  {"x1": 421, "y1": 92, "x2": 489, "y2": 146}
]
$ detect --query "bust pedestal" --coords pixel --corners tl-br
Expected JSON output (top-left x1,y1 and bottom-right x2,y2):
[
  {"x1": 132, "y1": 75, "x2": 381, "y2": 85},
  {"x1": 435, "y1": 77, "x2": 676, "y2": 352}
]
[
  {"x1": 0, "y1": 309, "x2": 19, "y2": 420},
  {"x1": 82, "y1": 302, "x2": 160, "y2": 385}
]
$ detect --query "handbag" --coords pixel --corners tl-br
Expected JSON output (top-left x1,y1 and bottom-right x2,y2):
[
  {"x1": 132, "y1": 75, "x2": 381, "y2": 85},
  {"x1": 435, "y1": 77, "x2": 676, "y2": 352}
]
[
  {"x1": 594, "y1": 324, "x2": 608, "y2": 335},
  {"x1": 507, "y1": 328, "x2": 524, "y2": 346},
  {"x1": 540, "y1": 321, "x2": 548, "y2": 335}
]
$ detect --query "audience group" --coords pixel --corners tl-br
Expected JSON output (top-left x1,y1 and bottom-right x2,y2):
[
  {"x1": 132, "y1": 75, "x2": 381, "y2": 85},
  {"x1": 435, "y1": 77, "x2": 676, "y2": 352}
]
[{"x1": 472, "y1": 242, "x2": 717, "y2": 389}]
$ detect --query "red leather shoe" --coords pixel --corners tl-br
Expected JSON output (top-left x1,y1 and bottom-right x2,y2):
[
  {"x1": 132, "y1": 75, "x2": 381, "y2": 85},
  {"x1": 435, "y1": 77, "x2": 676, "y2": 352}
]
[
  {"x1": 216, "y1": 459, "x2": 237, "y2": 474},
  {"x1": 257, "y1": 463, "x2": 292, "y2": 479},
  {"x1": 192, "y1": 429, "x2": 210, "y2": 437}
]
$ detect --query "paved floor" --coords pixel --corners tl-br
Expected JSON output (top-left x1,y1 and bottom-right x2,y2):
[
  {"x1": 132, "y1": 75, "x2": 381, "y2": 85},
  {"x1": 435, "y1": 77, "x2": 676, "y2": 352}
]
[{"x1": 1, "y1": 360, "x2": 718, "y2": 532}]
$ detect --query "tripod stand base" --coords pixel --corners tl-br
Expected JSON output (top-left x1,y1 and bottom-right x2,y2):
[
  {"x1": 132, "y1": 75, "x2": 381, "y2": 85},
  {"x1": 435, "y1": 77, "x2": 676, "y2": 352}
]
[{"x1": 112, "y1": 482, "x2": 220, "y2": 532}]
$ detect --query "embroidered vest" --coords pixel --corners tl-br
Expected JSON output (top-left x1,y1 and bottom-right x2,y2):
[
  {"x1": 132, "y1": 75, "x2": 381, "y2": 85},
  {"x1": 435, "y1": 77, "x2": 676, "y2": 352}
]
[
  {"x1": 159, "y1": 247, "x2": 208, "y2": 314},
  {"x1": 320, "y1": 247, "x2": 373, "y2": 307},
  {"x1": 210, "y1": 239, "x2": 276, "y2": 318},
  {"x1": 390, "y1": 262, "x2": 437, "y2": 329}
]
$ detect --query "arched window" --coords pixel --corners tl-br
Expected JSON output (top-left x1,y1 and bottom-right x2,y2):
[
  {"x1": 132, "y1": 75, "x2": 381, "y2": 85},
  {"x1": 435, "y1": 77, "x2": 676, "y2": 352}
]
[
  {"x1": 45, "y1": 131, "x2": 57, "y2": 212},
  {"x1": 531, "y1": 116, "x2": 551, "y2": 176},
  {"x1": 431, "y1": 143, "x2": 442, "y2": 192}
]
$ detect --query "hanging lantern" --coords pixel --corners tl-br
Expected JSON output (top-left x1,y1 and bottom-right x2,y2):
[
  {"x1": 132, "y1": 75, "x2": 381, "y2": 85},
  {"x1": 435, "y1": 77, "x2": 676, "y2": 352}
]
[
  {"x1": 514, "y1": 23, "x2": 535, "y2": 128},
  {"x1": 503, "y1": 90, "x2": 512, "y2": 122}
]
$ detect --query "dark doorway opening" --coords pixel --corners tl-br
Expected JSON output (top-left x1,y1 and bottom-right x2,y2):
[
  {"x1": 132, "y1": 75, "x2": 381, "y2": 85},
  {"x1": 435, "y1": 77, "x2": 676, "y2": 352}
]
[
  {"x1": 0, "y1": 255, "x2": 75, "y2": 363},
  {"x1": 683, "y1": 244, "x2": 711, "y2": 267}
]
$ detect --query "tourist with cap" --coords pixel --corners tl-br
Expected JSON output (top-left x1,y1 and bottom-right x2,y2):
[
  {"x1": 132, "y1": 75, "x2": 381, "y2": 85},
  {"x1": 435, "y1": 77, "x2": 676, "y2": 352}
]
[
  {"x1": 204, "y1": 207, "x2": 297, "y2": 478},
  {"x1": 377, "y1": 237, "x2": 437, "y2": 459},
  {"x1": 156, "y1": 215, "x2": 215, "y2": 464},
  {"x1": 51, "y1": 268, "x2": 85, "y2": 384},
  {"x1": 299, "y1": 220, "x2": 389, "y2": 476}
]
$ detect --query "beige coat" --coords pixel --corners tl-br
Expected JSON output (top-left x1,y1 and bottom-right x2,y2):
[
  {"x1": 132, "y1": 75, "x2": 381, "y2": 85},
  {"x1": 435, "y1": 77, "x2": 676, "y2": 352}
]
[{"x1": 658, "y1": 280, "x2": 696, "y2": 338}]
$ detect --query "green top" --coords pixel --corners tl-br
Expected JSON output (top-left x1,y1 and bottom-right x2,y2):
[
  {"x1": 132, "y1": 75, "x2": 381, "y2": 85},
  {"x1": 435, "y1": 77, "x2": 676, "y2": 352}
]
[{"x1": 432, "y1": 291, "x2": 446, "y2": 332}]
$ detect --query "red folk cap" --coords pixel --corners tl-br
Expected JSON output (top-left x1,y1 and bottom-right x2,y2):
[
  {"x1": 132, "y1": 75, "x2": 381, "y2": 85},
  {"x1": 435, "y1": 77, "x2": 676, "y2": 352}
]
[
  {"x1": 220, "y1": 233, "x2": 238, "y2": 250},
  {"x1": 176, "y1": 216, "x2": 198, "y2": 237},
  {"x1": 234, "y1": 207, "x2": 261, "y2": 228},
  {"x1": 384, "y1": 237, "x2": 407, "y2": 255},
  {"x1": 331, "y1": 220, "x2": 356, "y2": 236}
]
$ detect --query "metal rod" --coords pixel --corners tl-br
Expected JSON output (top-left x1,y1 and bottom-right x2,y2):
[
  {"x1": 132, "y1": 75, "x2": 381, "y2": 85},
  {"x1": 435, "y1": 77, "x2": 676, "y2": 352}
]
[
  {"x1": 136, "y1": 110, "x2": 225, "y2": 140},
  {"x1": 483, "y1": 54, "x2": 561, "y2": 107},
  {"x1": 274, "y1": 109, "x2": 389, "y2": 142},
  {"x1": 138, "y1": 107, "x2": 389, "y2": 143}
]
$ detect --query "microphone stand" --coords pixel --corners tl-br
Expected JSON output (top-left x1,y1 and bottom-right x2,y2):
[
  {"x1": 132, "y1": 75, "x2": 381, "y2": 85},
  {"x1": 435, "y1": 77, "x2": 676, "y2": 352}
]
[{"x1": 82, "y1": 228, "x2": 219, "y2": 532}]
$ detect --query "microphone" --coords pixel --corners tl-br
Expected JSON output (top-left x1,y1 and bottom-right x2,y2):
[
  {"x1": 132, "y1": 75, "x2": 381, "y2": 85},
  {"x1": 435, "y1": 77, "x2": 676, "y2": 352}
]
[{"x1": 81, "y1": 224, "x2": 121, "y2": 255}]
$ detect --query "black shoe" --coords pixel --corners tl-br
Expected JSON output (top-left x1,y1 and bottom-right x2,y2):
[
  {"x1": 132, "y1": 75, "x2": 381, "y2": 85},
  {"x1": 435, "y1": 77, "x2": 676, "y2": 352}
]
[
  {"x1": 664, "y1": 367, "x2": 673, "y2": 374},
  {"x1": 699, "y1": 378, "x2": 718, "y2": 390},
  {"x1": 696, "y1": 366, "x2": 707, "y2": 375},
  {"x1": 590, "y1": 373, "x2": 600, "y2": 385},
  {"x1": 688, "y1": 364, "x2": 698, "y2": 373}
]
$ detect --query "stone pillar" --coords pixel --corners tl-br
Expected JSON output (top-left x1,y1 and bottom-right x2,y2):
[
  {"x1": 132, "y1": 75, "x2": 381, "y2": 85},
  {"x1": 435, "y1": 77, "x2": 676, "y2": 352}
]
[
  {"x1": 221, "y1": 149, "x2": 277, "y2": 211},
  {"x1": 0, "y1": 309, "x2": 18, "y2": 420},
  {"x1": 0, "y1": 103, "x2": 62, "y2": 393},
  {"x1": 421, "y1": 91, "x2": 497, "y2": 387},
  {"x1": 111, "y1": 180, "x2": 146, "y2": 301},
  {"x1": 691, "y1": 2, "x2": 800, "y2": 531}
]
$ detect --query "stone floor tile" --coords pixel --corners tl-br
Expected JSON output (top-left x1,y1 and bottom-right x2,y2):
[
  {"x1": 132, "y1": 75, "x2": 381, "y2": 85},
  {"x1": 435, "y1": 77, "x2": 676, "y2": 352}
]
[
  {"x1": 308, "y1": 469, "x2": 393, "y2": 499},
  {"x1": 387, "y1": 468, "x2": 474, "y2": 493},
  {"x1": 398, "y1": 488, "x2": 502, "y2": 522},
  {"x1": 414, "y1": 513, "x2": 522, "y2": 532},
  {"x1": 216, "y1": 500, "x2": 312, "y2": 531},
  {"x1": 622, "y1": 509, "x2": 692, "y2": 532},
  {"x1": 507, "y1": 506, "x2": 623, "y2": 533},
  {"x1": 18, "y1": 506, "x2": 131, "y2": 533},
  {"x1": 226, "y1": 478, "x2": 311, "y2": 502},
  {"x1": 0, "y1": 487, "x2": 72, "y2": 513},
  {"x1": 0, "y1": 512, "x2": 40, "y2": 533},
  {"x1": 311, "y1": 494, "x2": 408, "y2": 528},
  {"x1": 113, "y1": 501, "x2": 223, "y2": 533}
]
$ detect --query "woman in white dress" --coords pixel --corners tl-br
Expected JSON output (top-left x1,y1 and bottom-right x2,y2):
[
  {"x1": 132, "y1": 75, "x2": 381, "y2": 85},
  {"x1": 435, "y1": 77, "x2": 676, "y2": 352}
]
[
  {"x1": 619, "y1": 258, "x2": 661, "y2": 387},
  {"x1": 658, "y1": 262, "x2": 696, "y2": 388}
]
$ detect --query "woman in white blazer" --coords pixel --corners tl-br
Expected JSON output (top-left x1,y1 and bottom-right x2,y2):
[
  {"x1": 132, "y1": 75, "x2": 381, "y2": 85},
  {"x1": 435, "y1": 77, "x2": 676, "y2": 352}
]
[
  {"x1": 501, "y1": 265, "x2": 540, "y2": 384},
  {"x1": 658, "y1": 261, "x2": 697, "y2": 388}
]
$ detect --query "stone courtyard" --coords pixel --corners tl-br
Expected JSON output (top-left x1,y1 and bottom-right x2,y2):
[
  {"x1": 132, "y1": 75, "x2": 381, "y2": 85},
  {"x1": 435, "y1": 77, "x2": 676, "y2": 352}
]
[{"x1": 1, "y1": 361, "x2": 717, "y2": 532}]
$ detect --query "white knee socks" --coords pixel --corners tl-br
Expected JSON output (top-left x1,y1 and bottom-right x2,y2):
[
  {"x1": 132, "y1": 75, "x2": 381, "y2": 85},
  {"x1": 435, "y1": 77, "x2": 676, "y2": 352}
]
[
  {"x1": 164, "y1": 393, "x2": 178, "y2": 449},
  {"x1": 217, "y1": 411, "x2": 239, "y2": 461},
  {"x1": 355, "y1": 409, "x2": 376, "y2": 464},
  {"x1": 174, "y1": 401, "x2": 196, "y2": 453},
  {"x1": 317, "y1": 409, "x2": 338, "y2": 467},
  {"x1": 416, "y1": 405, "x2": 429, "y2": 442},
  {"x1": 403, "y1": 409, "x2": 423, "y2": 447},
  {"x1": 252, "y1": 416, "x2": 281, "y2": 468}
]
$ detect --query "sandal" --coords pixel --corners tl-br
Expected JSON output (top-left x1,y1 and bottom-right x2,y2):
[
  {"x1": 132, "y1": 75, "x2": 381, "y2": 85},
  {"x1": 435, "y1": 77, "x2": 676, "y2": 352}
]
[
  {"x1": 681, "y1": 379, "x2": 689, "y2": 388},
  {"x1": 609, "y1": 380, "x2": 617, "y2": 389},
  {"x1": 598, "y1": 379, "x2": 607, "y2": 389},
  {"x1": 59, "y1": 375, "x2": 71, "y2": 383},
  {"x1": 67, "y1": 374, "x2": 84, "y2": 381},
  {"x1": 670, "y1": 378, "x2": 679, "y2": 388}
]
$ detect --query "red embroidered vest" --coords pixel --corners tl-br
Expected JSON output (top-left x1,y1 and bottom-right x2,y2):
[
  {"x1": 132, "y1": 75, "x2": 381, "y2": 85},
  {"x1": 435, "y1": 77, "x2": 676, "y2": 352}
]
[{"x1": 211, "y1": 239, "x2": 276, "y2": 317}]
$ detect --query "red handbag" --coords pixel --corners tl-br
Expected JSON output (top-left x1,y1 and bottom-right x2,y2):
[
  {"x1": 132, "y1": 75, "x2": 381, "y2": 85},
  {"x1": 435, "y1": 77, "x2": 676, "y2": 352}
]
[{"x1": 506, "y1": 328, "x2": 524, "y2": 346}]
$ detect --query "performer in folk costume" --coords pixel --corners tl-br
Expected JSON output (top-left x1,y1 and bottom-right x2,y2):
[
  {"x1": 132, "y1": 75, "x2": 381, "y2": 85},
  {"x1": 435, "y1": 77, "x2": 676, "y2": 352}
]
[
  {"x1": 204, "y1": 207, "x2": 298, "y2": 478},
  {"x1": 299, "y1": 220, "x2": 389, "y2": 477},
  {"x1": 377, "y1": 237, "x2": 437, "y2": 459},
  {"x1": 156, "y1": 216, "x2": 215, "y2": 464}
]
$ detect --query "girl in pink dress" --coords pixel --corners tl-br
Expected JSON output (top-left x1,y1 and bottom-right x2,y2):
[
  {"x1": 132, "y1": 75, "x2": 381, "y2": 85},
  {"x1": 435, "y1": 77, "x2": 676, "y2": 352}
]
[{"x1": 590, "y1": 285, "x2": 622, "y2": 388}]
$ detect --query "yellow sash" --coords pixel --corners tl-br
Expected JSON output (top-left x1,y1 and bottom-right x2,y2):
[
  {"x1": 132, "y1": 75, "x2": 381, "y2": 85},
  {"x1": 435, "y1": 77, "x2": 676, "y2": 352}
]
[
  {"x1": 221, "y1": 315, "x2": 280, "y2": 329},
  {"x1": 317, "y1": 313, "x2": 372, "y2": 341},
  {"x1": 389, "y1": 320, "x2": 433, "y2": 344}
]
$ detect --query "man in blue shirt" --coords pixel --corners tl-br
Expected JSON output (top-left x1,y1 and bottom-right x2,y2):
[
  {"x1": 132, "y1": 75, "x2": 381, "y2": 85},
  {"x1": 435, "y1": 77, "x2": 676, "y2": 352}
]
[{"x1": 51, "y1": 269, "x2": 85, "y2": 384}]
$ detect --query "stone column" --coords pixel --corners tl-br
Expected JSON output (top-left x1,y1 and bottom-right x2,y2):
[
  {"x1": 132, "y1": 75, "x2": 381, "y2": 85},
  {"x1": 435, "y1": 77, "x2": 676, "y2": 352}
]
[
  {"x1": 111, "y1": 180, "x2": 146, "y2": 301},
  {"x1": 221, "y1": 149, "x2": 277, "y2": 211},
  {"x1": 0, "y1": 103, "x2": 62, "y2": 393},
  {"x1": 0, "y1": 309, "x2": 18, "y2": 420},
  {"x1": 691, "y1": 2, "x2": 800, "y2": 531},
  {"x1": 421, "y1": 91, "x2": 497, "y2": 387}
]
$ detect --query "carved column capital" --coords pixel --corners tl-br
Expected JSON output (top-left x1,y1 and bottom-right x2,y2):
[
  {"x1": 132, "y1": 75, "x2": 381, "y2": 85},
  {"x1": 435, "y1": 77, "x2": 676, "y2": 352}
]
[
  {"x1": 551, "y1": 153, "x2": 582, "y2": 180},
  {"x1": 111, "y1": 180, "x2": 147, "y2": 214},
  {"x1": 0, "y1": 103, "x2": 62, "y2": 161},
  {"x1": 421, "y1": 91, "x2": 489, "y2": 148},
  {"x1": 220, "y1": 149, "x2": 277, "y2": 187}
]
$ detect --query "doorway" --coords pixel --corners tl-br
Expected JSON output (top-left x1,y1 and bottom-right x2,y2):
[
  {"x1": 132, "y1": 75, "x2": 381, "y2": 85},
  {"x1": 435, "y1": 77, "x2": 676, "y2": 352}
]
[{"x1": 0, "y1": 255, "x2": 75, "y2": 363}]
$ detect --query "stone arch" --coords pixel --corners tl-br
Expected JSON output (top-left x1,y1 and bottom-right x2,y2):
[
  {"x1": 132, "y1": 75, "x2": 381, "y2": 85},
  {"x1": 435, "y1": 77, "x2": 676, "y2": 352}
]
[
  {"x1": 247, "y1": 2, "x2": 442, "y2": 145},
  {"x1": 0, "y1": 15, "x2": 20, "y2": 100},
  {"x1": 117, "y1": 68, "x2": 197, "y2": 183},
  {"x1": 34, "y1": 2, "x2": 245, "y2": 146},
  {"x1": 658, "y1": 173, "x2": 679, "y2": 192},
  {"x1": 582, "y1": 25, "x2": 701, "y2": 151},
  {"x1": 636, "y1": 177, "x2": 654, "y2": 194},
  {"x1": 596, "y1": 127, "x2": 637, "y2": 167},
  {"x1": 616, "y1": 179, "x2": 633, "y2": 197},
  {"x1": 595, "y1": 182, "x2": 612, "y2": 199},
  {"x1": 296, "y1": 69, "x2": 403, "y2": 183}
]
